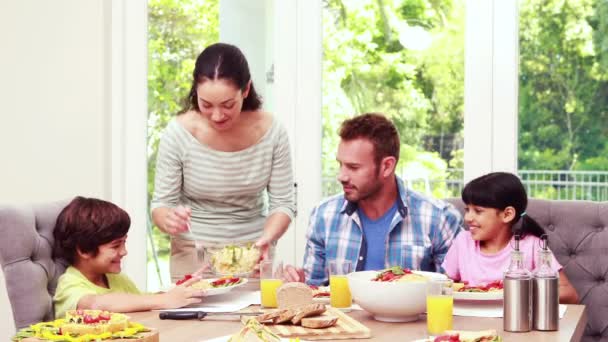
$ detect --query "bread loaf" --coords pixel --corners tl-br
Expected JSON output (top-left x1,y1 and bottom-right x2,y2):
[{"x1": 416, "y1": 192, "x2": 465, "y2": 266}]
[
  {"x1": 300, "y1": 315, "x2": 338, "y2": 329},
  {"x1": 276, "y1": 282, "x2": 313, "y2": 309}
]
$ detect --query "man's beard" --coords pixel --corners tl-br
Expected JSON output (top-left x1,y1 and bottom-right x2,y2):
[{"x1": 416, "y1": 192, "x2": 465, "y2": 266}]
[{"x1": 343, "y1": 177, "x2": 382, "y2": 202}]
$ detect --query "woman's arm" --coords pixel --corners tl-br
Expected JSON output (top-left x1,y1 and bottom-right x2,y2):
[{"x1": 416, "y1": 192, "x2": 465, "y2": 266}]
[
  {"x1": 151, "y1": 121, "x2": 190, "y2": 235},
  {"x1": 151, "y1": 206, "x2": 191, "y2": 235},
  {"x1": 558, "y1": 270, "x2": 579, "y2": 304},
  {"x1": 256, "y1": 122, "x2": 296, "y2": 255}
]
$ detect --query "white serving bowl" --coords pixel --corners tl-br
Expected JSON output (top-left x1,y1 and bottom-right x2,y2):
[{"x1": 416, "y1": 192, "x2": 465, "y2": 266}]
[{"x1": 347, "y1": 270, "x2": 447, "y2": 322}]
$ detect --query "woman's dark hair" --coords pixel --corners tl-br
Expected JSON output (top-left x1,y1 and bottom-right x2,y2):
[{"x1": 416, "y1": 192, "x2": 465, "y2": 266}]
[
  {"x1": 181, "y1": 42, "x2": 262, "y2": 113},
  {"x1": 461, "y1": 172, "x2": 545, "y2": 238},
  {"x1": 53, "y1": 196, "x2": 131, "y2": 264}
]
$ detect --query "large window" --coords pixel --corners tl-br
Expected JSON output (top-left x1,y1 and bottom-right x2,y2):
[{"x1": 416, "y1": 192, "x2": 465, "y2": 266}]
[
  {"x1": 321, "y1": 0, "x2": 465, "y2": 199},
  {"x1": 518, "y1": 0, "x2": 608, "y2": 201},
  {"x1": 146, "y1": 0, "x2": 220, "y2": 291}
]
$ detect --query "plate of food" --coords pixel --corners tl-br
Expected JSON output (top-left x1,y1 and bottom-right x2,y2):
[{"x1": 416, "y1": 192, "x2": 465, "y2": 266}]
[
  {"x1": 310, "y1": 285, "x2": 330, "y2": 304},
  {"x1": 174, "y1": 275, "x2": 248, "y2": 296},
  {"x1": 452, "y1": 281, "x2": 503, "y2": 301},
  {"x1": 206, "y1": 318, "x2": 310, "y2": 342},
  {"x1": 12, "y1": 309, "x2": 154, "y2": 341},
  {"x1": 411, "y1": 329, "x2": 501, "y2": 341}
]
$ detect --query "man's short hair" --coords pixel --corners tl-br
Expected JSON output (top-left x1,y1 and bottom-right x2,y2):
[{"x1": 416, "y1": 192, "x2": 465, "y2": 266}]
[
  {"x1": 53, "y1": 196, "x2": 131, "y2": 264},
  {"x1": 339, "y1": 113, "x2": 400, "y2": 165}
]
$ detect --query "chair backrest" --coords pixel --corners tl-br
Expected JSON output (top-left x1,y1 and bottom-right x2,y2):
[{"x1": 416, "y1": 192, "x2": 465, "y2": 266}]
[
  {"x1": 0, "y1": 200, "x2": 70, "y2": 329},
  {"x1": 446, "y1": 198, "x2": 608, "y2": 341}
]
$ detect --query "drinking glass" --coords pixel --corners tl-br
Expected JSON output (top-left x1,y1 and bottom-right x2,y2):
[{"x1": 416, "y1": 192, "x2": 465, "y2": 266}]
[
  {"x1": 328, "y1": 260, "x2": 352, "y2": 310},
  {"x1": 260, "y1": 260, "x2": 284, "y2": 308},
  {"x1": 426, "y1": 278, "x2": 454, "y2": 335}
]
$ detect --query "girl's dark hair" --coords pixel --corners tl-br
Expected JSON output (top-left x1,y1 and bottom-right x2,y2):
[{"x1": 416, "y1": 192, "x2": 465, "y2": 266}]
[
  {"x1": 53, "y1": 196, "x2": 131, "y2": 264},
  {"x1": 181, "y1": 42, "x2": 262, "y2": 113},
  {"x1": 461, "y1": 172, "x2": 545, "y2": 238}
]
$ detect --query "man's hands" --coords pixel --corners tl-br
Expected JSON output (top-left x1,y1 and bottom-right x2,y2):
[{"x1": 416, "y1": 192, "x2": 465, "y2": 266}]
[
  {"x1": 161, "y1": 206, "x2": 192, "y2": 235},
  {"x1": 162, "y1": 276, "x2": 205, "y2": 308},
  {"x1": 282, "y1": 264, "x2": 306, "y2": 283}
]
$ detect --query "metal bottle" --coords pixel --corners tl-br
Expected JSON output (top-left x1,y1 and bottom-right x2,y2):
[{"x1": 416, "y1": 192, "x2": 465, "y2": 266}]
[
  {"x1": 533, "y1": 235, "x2": 559, "y2": 331},
  {"x1": 503, "y1": 235, "x2": 532, "y2": 332}
]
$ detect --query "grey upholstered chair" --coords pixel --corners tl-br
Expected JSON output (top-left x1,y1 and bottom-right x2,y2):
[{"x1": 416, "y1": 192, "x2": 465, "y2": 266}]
[
  {"x1": 0, "y1": 200, "x2": 70, "y2": 329},
  {"x1": 447, "y1": 198, "x2": 608, "y2": 342}
]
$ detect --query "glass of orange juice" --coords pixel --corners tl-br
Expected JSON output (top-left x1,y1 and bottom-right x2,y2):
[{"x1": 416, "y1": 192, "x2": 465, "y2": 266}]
[
  {"x1": 426, "y1": 278, "x2": 454, "y2": 336},
  {"x1": 329, "y1": 260, "x2": 352, "y2": 311},
  {"x1": 260, "y1": 260, "x2": 283, "y2": 308}
]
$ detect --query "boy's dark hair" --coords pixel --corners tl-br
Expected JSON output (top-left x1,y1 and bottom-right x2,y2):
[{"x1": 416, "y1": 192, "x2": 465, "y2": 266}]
[
  {"x1": 182, "y1": 42, "x2": 262, "y2": 113},
  {"x1": 53, "y1": 196, "x2": 131, "y2": 264},
  {"x1": 339, "y1": 113, "x2": 400, "y2": 167},
  {"x1": 461, "y1": 172, "x2": 545, "y2": 238}
]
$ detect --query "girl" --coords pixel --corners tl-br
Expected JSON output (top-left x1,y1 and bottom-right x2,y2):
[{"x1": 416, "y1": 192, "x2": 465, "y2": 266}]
[{"x1": 442, "y1": 172, "x2": 579, "y2": 304}]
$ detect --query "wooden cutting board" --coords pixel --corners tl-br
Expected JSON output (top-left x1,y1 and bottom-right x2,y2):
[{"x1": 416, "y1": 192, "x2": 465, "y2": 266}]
[
  {"x1": 21, "y1": 329, "x2": 159, "y2": 342},
  {"x1": 245, "y1": 308, "x2": 371, "y2": 340}
]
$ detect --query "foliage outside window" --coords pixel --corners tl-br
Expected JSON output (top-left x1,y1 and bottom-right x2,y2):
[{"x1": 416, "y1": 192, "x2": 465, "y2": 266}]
[
  {"x1": 321, "y1": 0, "x2": 465, "y2": 199},
  {"x1": 518, "y1": 0, "x2": 608, "y2": 201},
  {"x1": 147, "y1": 0, "x2": 219, "y2": 261}
]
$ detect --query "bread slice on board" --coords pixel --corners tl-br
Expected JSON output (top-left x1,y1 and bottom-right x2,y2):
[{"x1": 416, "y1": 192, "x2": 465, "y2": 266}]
[
  {"x1": 291, "y1": 303, "x2": 327, "y2": 325},
  {"x1": 255, "y1": 310, "x2": 283, "y2": 323},
  {"x1": 300, "y1": 315, "x2": 338, "y2": 329}
]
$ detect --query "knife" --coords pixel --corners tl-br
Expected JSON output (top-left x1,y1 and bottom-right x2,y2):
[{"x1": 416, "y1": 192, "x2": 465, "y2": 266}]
[{"x1": 159, "y1": 311, "x2": 260, "y2": 320}]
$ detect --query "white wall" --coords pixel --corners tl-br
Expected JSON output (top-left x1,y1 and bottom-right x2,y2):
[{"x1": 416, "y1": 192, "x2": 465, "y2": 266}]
[
  {"x1": 0, "y1": 0, "x2": 111, "y2": 205},
  {"x1": 0, "y1": 0, "x2": 110, "y2": 338}
]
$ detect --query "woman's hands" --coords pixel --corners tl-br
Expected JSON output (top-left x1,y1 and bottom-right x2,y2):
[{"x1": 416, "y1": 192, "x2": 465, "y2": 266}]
[
  {"x1": 161, "y1": 275, "x2": 206, "y2": 309},
  {"x1": 156, "y1": 206, "x2": 192, "y2": 235},
  {"x1": 254, "y1": 234, "x2": 274, "y2": 261}
]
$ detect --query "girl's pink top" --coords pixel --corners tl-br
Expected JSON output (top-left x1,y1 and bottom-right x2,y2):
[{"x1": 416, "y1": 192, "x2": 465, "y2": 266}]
[{"x1": 441, "y1": 231, "x2": 562, "y2": 286}]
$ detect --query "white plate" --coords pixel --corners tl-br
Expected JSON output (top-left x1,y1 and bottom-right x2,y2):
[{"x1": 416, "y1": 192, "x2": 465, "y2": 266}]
[
  {"x1": 164, "y1": 278, "x2": 249, "y2": 297},
  {"x1": 204, "y1": 278, "x2": 249, "y2": 296},
  {"x1": 453, "y1": 290, "x2": 503, "y2": 301},
  {"x1": 206, "y1": 335, "x2": 309, "y2": 342},
  {"x1": 313, "y1": 296, "x2": 330, "y2": 304},
  {"x1": 311, "y1": 285, "x2": 330, "y2": 304}
]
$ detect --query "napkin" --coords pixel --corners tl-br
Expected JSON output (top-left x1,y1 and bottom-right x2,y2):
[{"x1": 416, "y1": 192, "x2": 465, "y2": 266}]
[
  {"x1": 453, "y1": 301, "x2": 568, "y2": 318},
  {"x1": 157, "y1": 290, "x2": 261, "y2": 313}
]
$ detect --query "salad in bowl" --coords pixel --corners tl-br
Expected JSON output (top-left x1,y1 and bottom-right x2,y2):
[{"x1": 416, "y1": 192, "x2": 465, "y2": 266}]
[{"x1": 204, "y1": 242, "x2": 262, "y2": 277}]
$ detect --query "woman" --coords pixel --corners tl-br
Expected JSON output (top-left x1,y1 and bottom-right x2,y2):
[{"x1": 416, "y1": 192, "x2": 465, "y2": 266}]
[{"x1": 151, "y1": 43, "x2": 296, "y2": 281}]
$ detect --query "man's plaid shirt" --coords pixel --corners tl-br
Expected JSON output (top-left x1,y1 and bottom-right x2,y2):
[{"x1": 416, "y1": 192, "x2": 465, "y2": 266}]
[{"x1": 302, "y1": 176, "x2": 463, "y2": 285}]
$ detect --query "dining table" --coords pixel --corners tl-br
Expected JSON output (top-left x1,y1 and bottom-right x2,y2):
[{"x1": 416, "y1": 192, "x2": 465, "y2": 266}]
[{"x1": 129, "y1": 281, "x2": 587, "y2": 342}]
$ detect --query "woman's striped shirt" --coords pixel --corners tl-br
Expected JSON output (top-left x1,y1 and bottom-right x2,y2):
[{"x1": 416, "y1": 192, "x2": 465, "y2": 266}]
[{"x1": 151, "y1": 117, "x2": 296, "y2": 243}]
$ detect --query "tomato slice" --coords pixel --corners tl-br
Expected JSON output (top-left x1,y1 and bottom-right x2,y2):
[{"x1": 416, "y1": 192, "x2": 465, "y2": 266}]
[{"x1": 176, "y1": 274, "x2": 193, "y2": 285}]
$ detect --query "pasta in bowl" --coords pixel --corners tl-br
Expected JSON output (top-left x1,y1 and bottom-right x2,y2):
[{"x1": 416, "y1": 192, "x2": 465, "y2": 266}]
[{"x1": 348, "y1": 266, "x2": 447, "y2": 322}]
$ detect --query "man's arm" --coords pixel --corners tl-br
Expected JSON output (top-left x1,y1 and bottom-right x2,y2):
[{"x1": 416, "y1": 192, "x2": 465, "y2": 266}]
[
  {"x1": 432, "y1": 204, "x2": 463, "y2": 271},
  {"x1": 301, "y1": 206, "x2": 328, "y2": 286}
]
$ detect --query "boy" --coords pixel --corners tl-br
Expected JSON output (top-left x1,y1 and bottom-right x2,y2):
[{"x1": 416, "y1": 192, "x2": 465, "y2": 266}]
[{"x1": 53, "y1": 196, "x2": 204, "y2": 318}]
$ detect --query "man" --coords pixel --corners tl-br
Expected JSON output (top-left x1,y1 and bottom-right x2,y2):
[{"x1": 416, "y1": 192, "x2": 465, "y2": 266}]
[{"x1": 284, "y1": 113, "x2": 463, "y2": 285}]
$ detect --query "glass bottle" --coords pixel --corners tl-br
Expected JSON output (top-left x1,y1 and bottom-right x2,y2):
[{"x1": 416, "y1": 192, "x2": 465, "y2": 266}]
[
  {"x1": 532, "y1": 235, "x2": 559, "y2": 331},
  {"x1": 503, "y1": 234, "x2": 532, "y2": 332}
]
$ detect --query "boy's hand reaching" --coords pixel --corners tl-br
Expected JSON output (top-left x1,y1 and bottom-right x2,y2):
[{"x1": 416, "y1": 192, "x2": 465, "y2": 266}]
[{"x1": 162, "y1": 276, "x2": 205, "y2": 308}]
